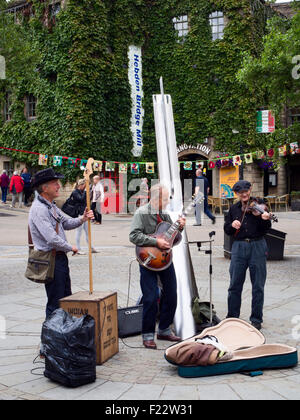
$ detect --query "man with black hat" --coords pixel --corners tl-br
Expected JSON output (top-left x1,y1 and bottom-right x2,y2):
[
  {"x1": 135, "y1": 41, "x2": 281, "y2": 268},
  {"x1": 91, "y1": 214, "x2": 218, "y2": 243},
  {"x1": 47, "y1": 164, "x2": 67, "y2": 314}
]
[
  {"x1": 29, "y1": 168, "x2": 94, "y2": 318},
  {"x1": 224, "y1": 180, "x2": 271, "y2": 330}
]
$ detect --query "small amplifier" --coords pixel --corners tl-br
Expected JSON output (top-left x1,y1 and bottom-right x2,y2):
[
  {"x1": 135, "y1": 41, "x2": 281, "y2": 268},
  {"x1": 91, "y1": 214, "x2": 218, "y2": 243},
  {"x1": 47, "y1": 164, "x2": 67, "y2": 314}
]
[{"x1": 118, "y1": 304, "x2": 143, "y2": 338}]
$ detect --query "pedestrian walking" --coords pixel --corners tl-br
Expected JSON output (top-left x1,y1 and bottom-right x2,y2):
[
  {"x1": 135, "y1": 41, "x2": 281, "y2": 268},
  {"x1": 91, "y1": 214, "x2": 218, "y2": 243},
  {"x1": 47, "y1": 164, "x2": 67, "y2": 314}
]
[
  {"x1": 72, "y1": 179, "x2": 97, "y2": 255},
  {"x1": 91, "y1": 175, "x2": 104, "y2": 225},
  {"x1": 224, "y1": 180, "x2": 271, "y2": 330},
  {"x1": 0, "y1": 170, "x2": 10, "y2": 204},
  {"x1": 194, "y1": 168, "x2": 216, "y2": 226},
  {"x1": 9, "y1": 171, "x2": 24, "y2": 208},
  {"x1": 21, "y1": 167, "x2": 32, "y2": 206},
  {"x1": 28, "y1": 168, "x2": 94, "y2": 319}
]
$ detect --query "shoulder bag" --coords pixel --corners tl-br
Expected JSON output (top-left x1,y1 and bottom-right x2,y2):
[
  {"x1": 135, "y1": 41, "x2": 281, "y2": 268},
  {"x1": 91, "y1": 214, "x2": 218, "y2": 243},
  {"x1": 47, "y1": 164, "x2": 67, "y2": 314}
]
[
  {"x1": 25, "y1": 222, "x2": 58, "y2": 284},
  {"x1": 61, "y1": 192, "x2": 79, "y2": 218}
]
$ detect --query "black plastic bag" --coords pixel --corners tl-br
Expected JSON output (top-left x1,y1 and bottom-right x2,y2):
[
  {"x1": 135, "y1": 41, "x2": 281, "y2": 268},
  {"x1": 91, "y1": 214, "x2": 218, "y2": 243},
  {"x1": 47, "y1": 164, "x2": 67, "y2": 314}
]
[{"x1": 42, "y1": 308, "x2": 96, "y2": 388}]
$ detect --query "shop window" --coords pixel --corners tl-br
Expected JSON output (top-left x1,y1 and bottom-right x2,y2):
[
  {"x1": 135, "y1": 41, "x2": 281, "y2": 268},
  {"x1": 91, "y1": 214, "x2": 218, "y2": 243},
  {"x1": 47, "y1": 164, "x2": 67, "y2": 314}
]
[
  {"x1": 173, "y1": 15, "x2": 189, "y2": 42},
  {"x1": 209, "y1": 11, "x2": 225, "y2": 41},
  {"x1": 3, "y1": 92, "x2": 12, "y2": 122},
  {"x1": 25, "y1": 94, "x2": 37, "y2": 120}
]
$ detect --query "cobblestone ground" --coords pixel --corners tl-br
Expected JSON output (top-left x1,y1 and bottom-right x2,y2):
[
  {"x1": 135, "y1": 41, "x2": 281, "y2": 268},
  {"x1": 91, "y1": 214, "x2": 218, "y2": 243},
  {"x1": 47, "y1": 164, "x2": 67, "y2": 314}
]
[{"x1": 0, "y1": 205, "x2": 299, "y2": 400}]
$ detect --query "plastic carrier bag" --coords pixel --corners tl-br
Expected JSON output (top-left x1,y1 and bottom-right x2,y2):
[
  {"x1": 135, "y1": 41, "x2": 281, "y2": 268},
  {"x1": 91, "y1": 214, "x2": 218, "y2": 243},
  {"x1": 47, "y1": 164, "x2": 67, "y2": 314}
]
[{"x1": 42, "y1": 308, "x2": 96, "y2": 388}]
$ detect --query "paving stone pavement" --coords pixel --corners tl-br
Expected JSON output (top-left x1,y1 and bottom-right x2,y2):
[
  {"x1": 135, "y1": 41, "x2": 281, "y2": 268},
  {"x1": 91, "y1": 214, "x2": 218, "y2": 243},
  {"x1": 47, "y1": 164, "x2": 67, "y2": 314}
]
[{"x1": 0, "y1": 206, "x2": 299, "y2": 400}]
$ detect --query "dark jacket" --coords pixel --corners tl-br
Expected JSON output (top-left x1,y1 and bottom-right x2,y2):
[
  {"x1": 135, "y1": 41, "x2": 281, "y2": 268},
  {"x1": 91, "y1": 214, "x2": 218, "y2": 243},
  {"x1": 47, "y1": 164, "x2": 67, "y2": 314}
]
[
  {"x1": 21, "y1": 172, "x2": 31, "y2": 187},
  {"x1": 224, "y1": 200, "x2": 271, "y2": 240},
  {"x1": 0, "y1": 173, "x2": 10, "y2": 188},
  {"x1": 71, "y1": 189, "x2": 86, "y2": 216}
]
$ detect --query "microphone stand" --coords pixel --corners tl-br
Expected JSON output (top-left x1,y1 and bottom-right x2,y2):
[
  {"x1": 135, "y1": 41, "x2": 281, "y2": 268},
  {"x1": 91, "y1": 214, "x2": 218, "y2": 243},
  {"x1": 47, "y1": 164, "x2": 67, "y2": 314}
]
[{"x1": 189, "y1": 231, "x2": 216, "y2": 326}]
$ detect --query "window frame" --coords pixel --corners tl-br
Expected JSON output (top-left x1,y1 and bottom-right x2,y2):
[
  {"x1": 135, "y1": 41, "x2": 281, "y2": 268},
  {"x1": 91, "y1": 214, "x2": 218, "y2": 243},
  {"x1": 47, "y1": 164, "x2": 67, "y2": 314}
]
[
  {"x1": 209, "y1": 11, "x2": 225, "y2": 41},
  {"x1": 172, "y1": 14, "x2": 189, "y2": 43},
  {"x1": 3, "y1": 92, "x2": 12, "y2": 122},
  {"x1": 25, "y1": 94, "x2": 37, "y2": 121}
]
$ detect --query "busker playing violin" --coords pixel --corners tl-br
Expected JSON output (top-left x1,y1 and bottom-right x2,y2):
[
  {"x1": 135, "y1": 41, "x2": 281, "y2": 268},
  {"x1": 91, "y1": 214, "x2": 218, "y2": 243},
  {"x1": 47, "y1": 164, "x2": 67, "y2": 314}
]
[
  {"x1": 224, "y1": 180, "x2": 272, "y2": 330},
  {"x1": 129, "y1": 183, "x2": 185, "y2": 349}
]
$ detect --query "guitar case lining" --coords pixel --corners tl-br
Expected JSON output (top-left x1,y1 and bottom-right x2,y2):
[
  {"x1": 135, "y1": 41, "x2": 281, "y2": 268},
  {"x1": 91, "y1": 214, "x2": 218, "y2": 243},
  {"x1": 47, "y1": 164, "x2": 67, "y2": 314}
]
[{"x1": 165, "y1": 318, "x2": 298, "y2": 378}]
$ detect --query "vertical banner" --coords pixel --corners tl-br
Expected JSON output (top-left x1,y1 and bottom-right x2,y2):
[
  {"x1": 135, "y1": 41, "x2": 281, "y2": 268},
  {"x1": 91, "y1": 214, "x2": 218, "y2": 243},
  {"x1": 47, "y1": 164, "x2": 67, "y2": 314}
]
[
  {"x1": 220, "y1": 166, "x2": 239, "y2": 198},
  {"x1": 128, "y1": 45, "x2": 144, "y2": 157}
]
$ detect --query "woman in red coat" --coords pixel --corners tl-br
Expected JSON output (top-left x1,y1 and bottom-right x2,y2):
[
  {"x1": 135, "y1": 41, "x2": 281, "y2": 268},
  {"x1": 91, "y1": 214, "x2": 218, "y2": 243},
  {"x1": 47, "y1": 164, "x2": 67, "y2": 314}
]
[{"x1": 9, "y1": 171, "x2": 24, "y2": 208}]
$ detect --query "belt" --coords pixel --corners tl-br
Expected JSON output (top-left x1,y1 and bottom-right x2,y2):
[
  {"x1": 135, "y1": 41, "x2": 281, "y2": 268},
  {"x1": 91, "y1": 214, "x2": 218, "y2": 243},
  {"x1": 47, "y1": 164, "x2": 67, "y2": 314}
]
[
  {"x1": 56, "y1": 251, "x2": 66, "y2": 256},
  {"x1": 238, "y1": 237, "x2": 263, "y2": 243}
]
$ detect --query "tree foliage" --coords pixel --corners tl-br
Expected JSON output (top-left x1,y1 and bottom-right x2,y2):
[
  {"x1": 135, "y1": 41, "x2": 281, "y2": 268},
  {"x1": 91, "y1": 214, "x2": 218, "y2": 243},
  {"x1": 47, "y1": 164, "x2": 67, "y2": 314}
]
[
  {"x1": 0, "y1": 0, "x2": 289, "y2": 179},
  {"x1": 238, "y1": 1, "x2": 300, "y2": 145}
]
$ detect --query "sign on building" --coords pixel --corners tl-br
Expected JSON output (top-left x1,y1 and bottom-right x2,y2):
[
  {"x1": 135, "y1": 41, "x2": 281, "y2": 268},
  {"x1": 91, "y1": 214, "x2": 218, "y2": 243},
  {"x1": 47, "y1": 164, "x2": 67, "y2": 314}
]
[
  {"x1": 256, "y1": 110, "x2": 275, "y2": 133},
  {"x1": 128, "y1": 46, "x2": 144, "y2": 157}
]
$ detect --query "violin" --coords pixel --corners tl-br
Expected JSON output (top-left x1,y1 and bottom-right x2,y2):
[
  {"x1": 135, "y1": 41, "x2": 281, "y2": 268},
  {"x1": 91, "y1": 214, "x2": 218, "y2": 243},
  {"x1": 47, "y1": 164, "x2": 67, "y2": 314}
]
[{"x1": 242, "y1": 198, "x2": 278, "y2": 223}]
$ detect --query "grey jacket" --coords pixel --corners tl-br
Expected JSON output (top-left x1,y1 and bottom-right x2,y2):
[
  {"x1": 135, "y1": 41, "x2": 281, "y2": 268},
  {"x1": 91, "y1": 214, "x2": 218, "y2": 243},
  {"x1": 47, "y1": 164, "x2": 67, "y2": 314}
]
[
  {"x1": 129, "y1": 203, "x2": 173, "y2": 247},
  {"x1": 28, "y1": 195, "x2": 83, "y2": 253}
]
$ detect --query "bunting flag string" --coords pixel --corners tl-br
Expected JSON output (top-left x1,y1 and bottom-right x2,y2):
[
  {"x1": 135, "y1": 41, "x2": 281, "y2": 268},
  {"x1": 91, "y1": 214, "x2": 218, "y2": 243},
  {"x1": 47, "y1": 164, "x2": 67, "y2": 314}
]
[{"x1": 0, "y1": 142, "x2": 299, "y2": 174}]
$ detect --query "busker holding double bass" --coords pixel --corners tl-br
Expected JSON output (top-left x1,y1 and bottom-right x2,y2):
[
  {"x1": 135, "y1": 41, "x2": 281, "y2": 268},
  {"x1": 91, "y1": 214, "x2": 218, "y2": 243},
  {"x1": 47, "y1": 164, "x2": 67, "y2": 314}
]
[{"x1": 224, "y1": 180, "x2": 273, "y2": 331}]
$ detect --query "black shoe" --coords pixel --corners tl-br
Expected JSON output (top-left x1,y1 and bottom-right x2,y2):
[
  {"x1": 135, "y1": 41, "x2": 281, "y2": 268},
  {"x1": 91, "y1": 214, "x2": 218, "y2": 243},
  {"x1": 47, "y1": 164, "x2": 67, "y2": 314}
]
[
  {"x1": 212, "y1": 218, "x2": 216, "y2": 224},
  {"x1": 251, "y1": 322, "x2": 262, "y2": 331},
  {"x1": 193, "y1": 224, "x2": 202, "y2": 226}
]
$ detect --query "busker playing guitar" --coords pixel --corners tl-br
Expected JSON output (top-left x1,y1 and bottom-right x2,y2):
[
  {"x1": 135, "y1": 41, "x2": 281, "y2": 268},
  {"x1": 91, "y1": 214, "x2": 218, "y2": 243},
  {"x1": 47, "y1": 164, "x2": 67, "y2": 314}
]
[
  {"x1": 224, "y1": 180, "x2": 272, "y2": 331},
  {"x1": 129, "y1": 183, "x2": 185, "y2": 349}
]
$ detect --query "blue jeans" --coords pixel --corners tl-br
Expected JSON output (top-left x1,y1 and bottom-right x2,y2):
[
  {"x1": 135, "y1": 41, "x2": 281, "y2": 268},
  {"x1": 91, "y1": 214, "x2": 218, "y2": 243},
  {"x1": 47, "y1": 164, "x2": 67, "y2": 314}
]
[
  {"x1": 195, "y1": 197, "x2": 215, "y2": 224},
  {"x1": 140, "y1": 263, "x2": 177, "y2": 339},
  {"x1": 227, "y1": 238, "x2": 268, "y2": 324},
  {"x1": 1, "y1": 187, "x2": 8, "y2": 203},
  {"x1": 45, "y1": 253, "x2": 72, "y2": 319}
]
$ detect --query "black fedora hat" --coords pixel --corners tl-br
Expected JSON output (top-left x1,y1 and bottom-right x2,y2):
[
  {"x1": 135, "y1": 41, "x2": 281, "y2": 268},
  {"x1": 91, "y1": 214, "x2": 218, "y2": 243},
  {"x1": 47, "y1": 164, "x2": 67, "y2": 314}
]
[{"x1": 31, "y1": 168, "x2": 64, "y2": 188}]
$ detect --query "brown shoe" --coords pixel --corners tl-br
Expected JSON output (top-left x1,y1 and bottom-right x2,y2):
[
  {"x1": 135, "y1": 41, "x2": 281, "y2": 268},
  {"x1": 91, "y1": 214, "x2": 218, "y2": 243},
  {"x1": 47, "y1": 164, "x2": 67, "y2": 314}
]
[
  {"x1": 157, "y1": 334, "x2": 181, "y2": 342},
  {"x1": 143, "y1": 340, "x2": 157, "y2": 349}
]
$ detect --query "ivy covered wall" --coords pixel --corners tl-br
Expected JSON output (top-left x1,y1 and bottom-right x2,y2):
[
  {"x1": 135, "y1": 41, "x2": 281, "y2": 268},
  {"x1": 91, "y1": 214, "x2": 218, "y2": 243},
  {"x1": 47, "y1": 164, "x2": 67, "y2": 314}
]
[{"x1": 0, "y1": 0, "x2": 281, "y2": 179}]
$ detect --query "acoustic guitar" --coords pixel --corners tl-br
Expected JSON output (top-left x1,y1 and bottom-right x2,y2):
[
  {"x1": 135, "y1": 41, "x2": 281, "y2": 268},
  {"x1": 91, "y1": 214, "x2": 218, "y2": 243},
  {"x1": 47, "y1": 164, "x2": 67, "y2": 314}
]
[{"x1": 136, "y1": 192, "x2": 204, "y2": 272}]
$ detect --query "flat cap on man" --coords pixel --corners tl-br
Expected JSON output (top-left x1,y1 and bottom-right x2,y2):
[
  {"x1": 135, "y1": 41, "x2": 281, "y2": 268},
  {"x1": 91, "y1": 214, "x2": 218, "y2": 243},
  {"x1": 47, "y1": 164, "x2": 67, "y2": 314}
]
[{"x1": 232, "y1": 180, "x2": 251, "y2": 193}]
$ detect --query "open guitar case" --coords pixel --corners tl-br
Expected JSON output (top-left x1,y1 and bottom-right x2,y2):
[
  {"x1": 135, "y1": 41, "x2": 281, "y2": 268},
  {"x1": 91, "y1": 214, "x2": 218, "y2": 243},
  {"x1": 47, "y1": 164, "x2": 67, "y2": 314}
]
[{"x1": 165, "y1": 318, "x2": 298, "y2": 378}]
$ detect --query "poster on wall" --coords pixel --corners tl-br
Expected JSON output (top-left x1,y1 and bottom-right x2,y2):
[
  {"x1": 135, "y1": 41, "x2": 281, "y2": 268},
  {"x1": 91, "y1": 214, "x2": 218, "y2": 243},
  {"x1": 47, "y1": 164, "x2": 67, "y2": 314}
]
[
  {"x1": 128, "y1": 45, "x2": 144, "y2": 157},
  {"x1": 220, "y1": 166, "x2": 239, "y2": 198}
]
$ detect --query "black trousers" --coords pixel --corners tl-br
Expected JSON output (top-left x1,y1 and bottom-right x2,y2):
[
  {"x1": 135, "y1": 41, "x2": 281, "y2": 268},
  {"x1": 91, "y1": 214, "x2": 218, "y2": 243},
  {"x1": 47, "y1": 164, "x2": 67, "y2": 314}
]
[
  {"x1": 91, "y1": 202, "x2": 102, "y2": 223},
  {"x1": 45, "y1": 253, "x2": 72, "y2": 319}
]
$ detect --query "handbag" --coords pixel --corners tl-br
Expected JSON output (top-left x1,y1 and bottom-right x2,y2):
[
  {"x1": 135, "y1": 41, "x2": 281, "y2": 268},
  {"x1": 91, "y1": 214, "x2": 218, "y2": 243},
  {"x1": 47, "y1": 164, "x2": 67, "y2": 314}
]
[
  {"x1": 25, "y1": 222, "x2": 58, "y2": 284},
  {"x1": 61, "y1": 193, "x2": 79, "y2": 218}
]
